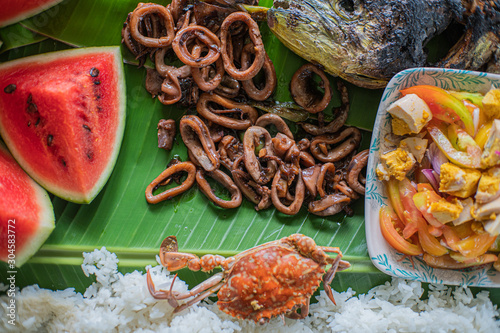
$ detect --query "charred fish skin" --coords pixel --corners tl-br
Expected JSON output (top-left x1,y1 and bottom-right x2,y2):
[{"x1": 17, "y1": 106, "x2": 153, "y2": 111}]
[
  {"x1": 267, "y1": 0, "x2": 464, "y2": 89},
  {"x1": 437, "y1": 1, "x2": 500, "y2": 73}
]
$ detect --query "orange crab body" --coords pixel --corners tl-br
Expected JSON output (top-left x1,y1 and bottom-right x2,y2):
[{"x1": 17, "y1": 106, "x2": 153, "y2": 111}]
[
  {"x1": 147, "y1": 234, "x2": 350, "y2": 323},
  {"x1": 217, "y1": 242, "x2": 325, "y2": 321}
]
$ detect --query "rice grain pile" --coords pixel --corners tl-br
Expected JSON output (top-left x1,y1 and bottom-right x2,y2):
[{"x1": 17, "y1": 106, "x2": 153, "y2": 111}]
[{"x1": 1, "y1": 247, "x2": 499, "y2": 332}]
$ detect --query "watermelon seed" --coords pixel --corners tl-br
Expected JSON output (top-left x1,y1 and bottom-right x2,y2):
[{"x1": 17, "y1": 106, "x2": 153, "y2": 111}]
[
  {"x1": 90, "y1": 68, "x2": 100, "y2": 77},
  {"x1": 27, "y1": 121, "x2": 31, "y2": 127},
  {"x1": 27, "y1": 94, "x2": 32, "y2": 103},
  {"x1": 60, "y1": 158, "x2": 67, "y2": 167},
  {"x1": 27, "y1": 103, "x2": 37, "y2": 113},
  {"x1": 35, "y1": 118, "x2": 41, "y2": 127},
  {"x1": 87, "y1": 152, "x2": 94, "y2": 160},
  {"x1": 4, "y1": 84, "x2": 16, "y2": 94},
  {"x1": 47, "y1": 135, "x2": 53, "y2": 146},
  {"x1": 94, "y1": 81, "x2": 101, "y2": 85},
  {"x1": 83, "y1": 124, "x2": 91, "y2": 132}
]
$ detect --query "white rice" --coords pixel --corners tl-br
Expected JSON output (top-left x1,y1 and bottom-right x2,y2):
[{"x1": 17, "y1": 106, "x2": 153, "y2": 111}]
[{"x1": 0, "y1": 247, "x2": 499, "y2": 333}]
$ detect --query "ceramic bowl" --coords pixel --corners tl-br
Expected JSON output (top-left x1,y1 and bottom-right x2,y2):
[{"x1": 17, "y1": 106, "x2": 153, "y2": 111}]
[{"x1": 365, "y1": 67, "x2": 500, "y2": 287}]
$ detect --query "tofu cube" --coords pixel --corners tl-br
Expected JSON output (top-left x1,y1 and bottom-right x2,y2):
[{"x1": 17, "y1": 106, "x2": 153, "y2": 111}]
[{"x1": 387, "y1": 94, "x2": 432, "y2": 135}]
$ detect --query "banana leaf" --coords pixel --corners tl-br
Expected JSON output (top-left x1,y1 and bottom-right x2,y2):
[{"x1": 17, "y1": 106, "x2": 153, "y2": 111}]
[
  {"x1": 0, "y1": 23, "x2": 46, "y2": 54},
  {"x1": 0, "y1": 1, "x2": 498, "y2": 306}
]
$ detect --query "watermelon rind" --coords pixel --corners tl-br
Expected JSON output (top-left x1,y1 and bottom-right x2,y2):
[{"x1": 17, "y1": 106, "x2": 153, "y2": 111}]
[
  {"x1": 0, "y1": 46, "x2": 127, "y2": 204},
  {"x1": 0, "y1": 0, "x2": 66, "y2": 28},
  {"x1": 0, "y1": 143, "x2": 55, "y2": 267}
]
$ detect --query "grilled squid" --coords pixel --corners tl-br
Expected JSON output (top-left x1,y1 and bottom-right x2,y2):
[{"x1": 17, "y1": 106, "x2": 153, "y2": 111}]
[
  {"x1": 255, "y1": 113, "x2": 293, "y2": 139},
  {"x1": 145, "y1": 161, "x2": 197, "y2": 204},
  {"x1": 243, "y1": 126, "x2": 277, "y2": 184},
  {"x1": 129, "y1": 3, "x2": 175, "y2": 48},
  {"x1": 346, "y1": 149, "x2": 369, "y2": 195},
  {"x1": 231, "y1": 155, "x2": 272, "y2": 210},
  {"x1": 172, "y1": 25, "x2": 221, "y2": 67},
  {"x1": 310, "y1": 127, "x2": 362, "y2": 163},
  {"x1": 308, "y1": 193, "x2": 351, "y2": 216},
  {"x1": 220, "y1": 12, "x2": 265, "y2": 80},
  {"x1": 290, "y1": 63, "x2": 332, "y2": 114},
  {"x1": 197, "y1": 93, "x2": 258, "y2": 130},
  {"x1": 301, "y1": 81, "x2": 349, "y2": 135},
  {"x1": 241, "y1": 44, "x2": 277, "y2": 101},
  {"x1": 179, "y1": 115, "x2": 220, "y2": 171},
  {"x1": 196, "y1": 169, "x2": 242, "y2": 208}
]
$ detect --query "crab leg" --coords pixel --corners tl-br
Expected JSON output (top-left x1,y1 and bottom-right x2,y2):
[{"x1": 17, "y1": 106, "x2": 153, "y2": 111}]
[
  {"x1": 285, "y1": 302, "x2": 310, "y2": 320},
  {"x1": 147, "y1": 270, "x2": 225, "y2": 312},
  {"x1": 321, "y1": 247, "x2": 351, "y2": 305},
  {"x1": 173, "y1": 280, "x2": 225, "y2": 313}
]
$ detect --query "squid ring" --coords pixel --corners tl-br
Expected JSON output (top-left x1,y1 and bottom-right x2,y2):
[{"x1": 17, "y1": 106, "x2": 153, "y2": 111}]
[
  {"x1": 241, "y1": 44, "x2": 277, "y2": 101},
  {"x1": 215, "y1": 74, "x2": 240, "y2": 98},
  {"x1": 255, "y1": 113, "x2": 293, "y2": 139},
  {"x1": 317, "y1": 162, "x2": 336, "y2": 198},
  {"x1": 191, "y1": 57, "x2": 224, "y2": 91},
  {"x1": 130, "y1": 3, "x2": 175, "y2": 48},
  {"x1": 196, "y1": 169, "x2": 242, "y2": 208},
  {"x1": 301, "y1": 81, "x2": 349, "y2": 135},
  {"x1": 308, "y1": 193, "x2": 351, "y2": 216},
  {"x1": 218, "y1": 135, "x2": 243, "y2": 170},
  {"x1": 310, "y1": 127, "x2": 362, "y2": 163},
  {"x1": 231, "y1": 155, "x2": 272, "y2": 211},
  {"x1": 220, "y1": 12, "x2": 265, "y2": 80},
  {"x1": 172, "y1": 25, "x2": 221, "y2": 68},
  {"x1": 179, "y1": 115, "x2": 220, "y2": 171},
  {"x1": 243, "y1": 126, "x2": 277, "y2": 184},
  {"x1": 346, "y1": 149, "x2": 369, "y2": 195},
  {"x1": 271, "y1": 169, "x2": 305, "y2": 215},
  {"x1": 197, "y1": 93, "x2": 258, "y2": 130},
  {"x1": 145, "y1": 161, "x2": 196, "y2": 204},
  {"x1": 290, "y1": 63, "x2": 332, "y2": 114}
]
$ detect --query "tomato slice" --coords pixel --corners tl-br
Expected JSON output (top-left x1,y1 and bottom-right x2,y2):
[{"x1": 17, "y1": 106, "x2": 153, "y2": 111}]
[
  {"x1": 412, "y1": 191, "x2": 444, "y2": 228},
  {"x1": 387, "y1": 178, "x2": 407, "y2": 225},
  {"x1": 398, "y1": 178, "x2": 419, "y2": 238},
  {"x1": 401, "y1": 85, "x2": 475, "y2": 136},
  {"x1": 455, "y1": 233, "x2": 497, "y2": 258},
  {"x1": 379, "y1": 206, "x2": 423, "y2": 256}
]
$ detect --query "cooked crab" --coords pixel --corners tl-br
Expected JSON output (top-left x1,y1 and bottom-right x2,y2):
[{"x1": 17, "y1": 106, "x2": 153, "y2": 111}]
[{"x1": 147, "y1": 234, "x2": 350, "y2": 323}]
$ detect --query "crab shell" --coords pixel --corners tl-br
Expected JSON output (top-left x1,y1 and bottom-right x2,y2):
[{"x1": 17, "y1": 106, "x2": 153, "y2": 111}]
[{"x1": 216, "y1": 237, "x2": 328, "y2": 322}]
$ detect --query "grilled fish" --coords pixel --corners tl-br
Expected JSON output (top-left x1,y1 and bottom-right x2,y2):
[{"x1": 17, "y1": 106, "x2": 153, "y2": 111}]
[{"x1": 266, "y1": 0, "x2": 500, "y2": 88}]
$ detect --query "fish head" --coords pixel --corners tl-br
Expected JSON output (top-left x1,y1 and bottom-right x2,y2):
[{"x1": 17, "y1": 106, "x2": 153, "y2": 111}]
[{"x1": 267, "y1": 0, "x2": 463, "y2": 88}]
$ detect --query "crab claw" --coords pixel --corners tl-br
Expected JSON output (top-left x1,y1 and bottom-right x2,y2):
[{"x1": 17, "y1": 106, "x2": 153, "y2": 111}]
[{"x1": 159, "y1": 236, "x2": 201, "y2": 271}]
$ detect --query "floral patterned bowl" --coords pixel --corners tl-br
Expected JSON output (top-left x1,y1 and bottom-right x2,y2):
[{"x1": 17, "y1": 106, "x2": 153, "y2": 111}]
[{"x1": 365, "y1": 68, "x2": 500, "y2": 287}]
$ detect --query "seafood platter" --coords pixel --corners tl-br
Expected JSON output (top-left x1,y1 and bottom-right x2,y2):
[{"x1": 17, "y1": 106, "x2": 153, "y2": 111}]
[{"x1": 0, "y1": 0, "x2": 500, "y2": 327}]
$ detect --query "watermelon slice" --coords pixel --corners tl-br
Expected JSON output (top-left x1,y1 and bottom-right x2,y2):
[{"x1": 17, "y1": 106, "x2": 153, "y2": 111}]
[
  {"x1": 0, "y1": 0, "x2": 65, "y2": 28},
  {"x1": 0, "y1": 143, "x2": 55, "y2": 267},
  {"x1": 0, "y1": 47, "x2": 126, "y2": 203}
]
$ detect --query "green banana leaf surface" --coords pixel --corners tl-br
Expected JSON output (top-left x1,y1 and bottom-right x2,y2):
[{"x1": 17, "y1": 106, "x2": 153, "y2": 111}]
[{"x1": 0, "y1": 0, "x2": 498, "y2": 304}]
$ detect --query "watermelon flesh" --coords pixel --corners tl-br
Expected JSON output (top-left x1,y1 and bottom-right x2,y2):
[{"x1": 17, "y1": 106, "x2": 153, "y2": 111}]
[
  {"x1": 0, "y1": 47, "x2": 126, "y2": 203},
  {"x1": 0, "y1": 143, "x2": 55, "y2": 267},
  {"x1": 0, "y1": 0, "x2": 65, "y2": 28}
]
